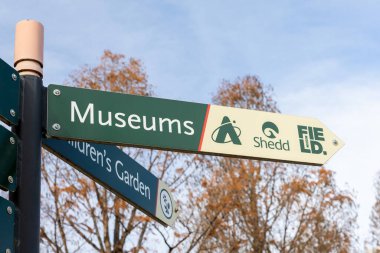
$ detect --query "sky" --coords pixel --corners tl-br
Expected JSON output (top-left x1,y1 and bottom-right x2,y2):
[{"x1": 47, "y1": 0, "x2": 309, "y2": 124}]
[{"x1": 1, "y1": 0, "x2": 380, "y2": 248}]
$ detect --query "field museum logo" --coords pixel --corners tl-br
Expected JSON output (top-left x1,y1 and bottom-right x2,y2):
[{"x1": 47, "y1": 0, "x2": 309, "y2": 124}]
[{"x1": 297, "y1": 125, "x2": 327, "y2": 155}]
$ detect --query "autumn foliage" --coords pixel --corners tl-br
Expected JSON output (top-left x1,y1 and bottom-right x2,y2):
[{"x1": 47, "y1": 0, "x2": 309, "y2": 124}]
[
  {"x1": 40, "y1": 51, "x2": 357, "y2": 253},
  {"x1": 171, "y1": 78, "x2": 357, "y2": 252}
]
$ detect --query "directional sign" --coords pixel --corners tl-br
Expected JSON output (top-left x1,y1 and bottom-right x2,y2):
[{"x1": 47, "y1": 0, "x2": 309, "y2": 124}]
[
  {"x1": 0, "y1": 58, "x2": 20, "y2": 125},
  {"x1": 46, "y1": 84, "x2": 344, "y2": 166},
  {"x1": 0, "y1": 126, "x2": 17, "y2": 191},
  {"x1": 0, "y1": 197, "x2": 15, "y2": 253},
  {"x1": 42, "y1": 138, "x2": 178, "y2": 226}
]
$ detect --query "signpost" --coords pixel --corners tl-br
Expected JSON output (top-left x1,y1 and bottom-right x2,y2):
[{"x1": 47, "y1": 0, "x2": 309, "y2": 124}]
[
  {"x1": 9, "y1": 20, "x2": 44, "y2": 253},
  {"x1": 0, "y1": 126, "x2": 17, "y2": 192},
  {"x1": 43, "y1": 138, "x2": 178, "y2": 226},
  {"x1": 0, "y1": 58, "x2": 20, "y2": 126},
  {"x1": 47, "y1": 84, "x2": 344, "y2": 166},
  {"x1": 0, "y1": 19, "x2": 347, "y2": 253}
]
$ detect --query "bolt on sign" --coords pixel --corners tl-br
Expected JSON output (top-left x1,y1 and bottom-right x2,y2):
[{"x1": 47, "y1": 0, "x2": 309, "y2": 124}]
[
  {"x1": 46, "y1": 84, "x2": 344, "y2": 166},
  {"x1": 43, "y1": 138, "x2": 178, "y2": 226}
]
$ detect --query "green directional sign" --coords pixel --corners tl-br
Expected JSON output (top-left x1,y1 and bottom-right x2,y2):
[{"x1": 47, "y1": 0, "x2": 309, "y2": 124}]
[
  {"x1": 47, "y1": 84, "x2": 207, "y2": 151},
  {"x1": 0, "y1": 58, "x2": 20, "y2": 125},
  {"x1": 0, "y1": 197, "x2": 15, "y2": 253},
  {"x1": 0, "y1": 126, "x2": 17, "y2": 192},
  {"x1": 43, "y1": 138, "x2": 178, "y2": 226},
  {"x1": 46, "y1": 84, "x2": 344, "y2": 166}
]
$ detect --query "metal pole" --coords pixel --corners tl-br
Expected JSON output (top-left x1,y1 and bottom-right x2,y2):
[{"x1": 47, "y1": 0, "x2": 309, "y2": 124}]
[{"x1": 10, "y1": 20, "x2": 44, "y2": 253}]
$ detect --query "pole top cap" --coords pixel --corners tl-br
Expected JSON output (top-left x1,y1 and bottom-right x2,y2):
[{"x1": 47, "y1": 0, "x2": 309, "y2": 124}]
[{"x1": 14, "y1": 19, "x2": 44, "y2": 77}]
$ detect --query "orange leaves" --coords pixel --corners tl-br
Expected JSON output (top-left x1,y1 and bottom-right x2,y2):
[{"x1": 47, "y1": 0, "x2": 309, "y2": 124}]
[
  {"x1": 194, "y1": 153, "x2": 357, "y2": 251},
  {"x1": 69, "y1": 50, "x2": 151, "y2": 97},
  {"x1": 63, "y1": 200, "x2": 78, "y2": 209},
  {"x1": 113, "y1": 198, "x2": 128, "y2": 210},
  {"x1": 201, "y1": 178, "x2": 208, "y2": 188},
  {"x1": 315, "y1": 167, "x2": 334, "y2": 186},
  {"x1": 60, "y1": 185, "x2": 77, "y2": 194},
  {"x1": 174, "y1": 231, "x2": 189, "y2": 238},
  {"x1": 212, "y1": 75, "x2": 278, "y2": 113},
  {"x1": 134, "y1": 215, "x2": 152, "y2": 223},
  {"x1": 281, "y1": 178, "x2": 312, "y2": 197},
  {"x1": 102, "y1": 50, "x2": 124, "y2": 63},
  {"x1": 175, "y1": 167, "x2": 184, "y2": 175}
]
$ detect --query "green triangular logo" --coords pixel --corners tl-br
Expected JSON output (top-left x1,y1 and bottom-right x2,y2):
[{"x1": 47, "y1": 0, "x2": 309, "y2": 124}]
[{"x1": 212, "y1": 116, "x2": 242, "y2": 145}]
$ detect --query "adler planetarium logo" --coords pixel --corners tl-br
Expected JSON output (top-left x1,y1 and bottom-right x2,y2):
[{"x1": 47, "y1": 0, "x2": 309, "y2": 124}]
[{"x1": 211, "y1": 116, "x2": 242, "y2": 145}]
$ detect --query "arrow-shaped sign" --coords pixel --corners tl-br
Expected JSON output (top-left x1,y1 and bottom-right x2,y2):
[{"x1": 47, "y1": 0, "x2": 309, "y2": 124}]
[
  {"x1": 43, "y1": 138, "x2": 178, "y2": 227},
  {"x1": 46, "y1": 84, "x2": 344, "y2": 166},
  {"x1": 0, "y1": 58, "x2": 20, "y2": 126}
]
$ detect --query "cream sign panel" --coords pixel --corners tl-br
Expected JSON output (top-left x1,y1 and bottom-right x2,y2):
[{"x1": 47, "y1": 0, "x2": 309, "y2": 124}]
[{"x1": 199, "y1": 105, "x2": 344, "y2": 166}]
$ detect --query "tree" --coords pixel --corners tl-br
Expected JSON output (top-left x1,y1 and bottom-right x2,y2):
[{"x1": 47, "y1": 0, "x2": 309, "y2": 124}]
[
  {"x1": 40, "y1": 56, "x2": 358, "y2": 252},
  {"x1": 369, "y1": 172, "x2": 380, "y2": 251},
  {"x1": 170, "y1": 76, "x2": 358, "y2": 252}
]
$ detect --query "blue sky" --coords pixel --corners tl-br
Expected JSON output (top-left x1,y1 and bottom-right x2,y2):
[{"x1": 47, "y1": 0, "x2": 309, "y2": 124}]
[{"x1": 1, "y1": 0, "x2": 380, "y2": 247}]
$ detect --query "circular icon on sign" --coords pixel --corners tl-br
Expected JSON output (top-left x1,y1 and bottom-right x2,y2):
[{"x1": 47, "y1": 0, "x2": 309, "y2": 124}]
[
  {"x1": 160, "y1": 189, "x2": 173, "y2": 219},
  {"x1": 262, "y1": 121, "x2": 279, "y2": 139}
]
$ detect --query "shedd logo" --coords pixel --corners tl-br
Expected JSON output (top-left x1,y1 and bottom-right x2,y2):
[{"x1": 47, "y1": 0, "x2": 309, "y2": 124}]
[
  {"x1": 253, "y1": 121, "x2": 290, "y2": 151},
  {"x1": 212, "y1": 116, "x2": 242, "y2": 145},
  {"x1": 262, "y1": 121, "x2": 279, "y2": 139}
]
